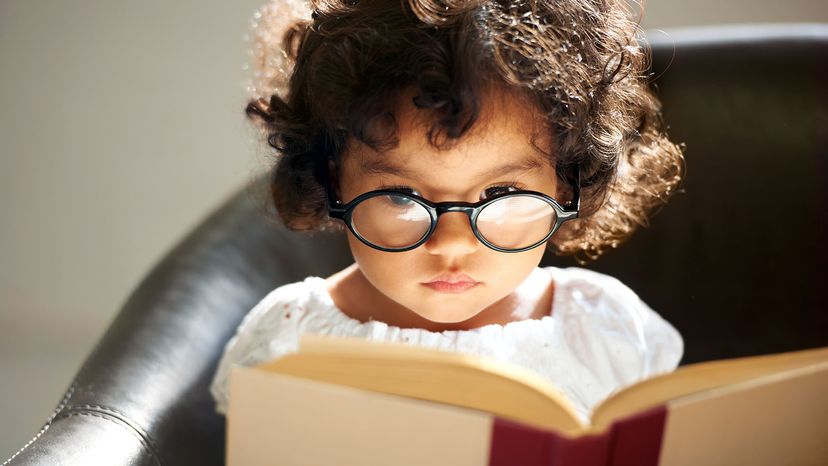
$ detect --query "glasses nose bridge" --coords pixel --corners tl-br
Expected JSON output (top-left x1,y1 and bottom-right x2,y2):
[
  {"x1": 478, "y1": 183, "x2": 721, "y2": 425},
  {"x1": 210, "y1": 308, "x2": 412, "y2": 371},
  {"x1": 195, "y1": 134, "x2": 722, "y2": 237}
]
[
  {"x1": 432, "y1": 204, "x2": 476, "y2": 228},
  {"x1": 423, "y1": 203, "x2": 481, "y2": 255},
  {"x1": 428, "y1": 204, "x2": 481, "y2": 246},
  {"x1": 434, "y1": 204, "x2": 475, "y2": 216}
]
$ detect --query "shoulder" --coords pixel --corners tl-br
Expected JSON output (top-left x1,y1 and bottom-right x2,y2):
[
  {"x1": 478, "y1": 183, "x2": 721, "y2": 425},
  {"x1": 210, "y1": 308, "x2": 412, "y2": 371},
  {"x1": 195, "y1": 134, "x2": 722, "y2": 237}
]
[
  {"x1": 209, "y1": 276, "x2": 329, "y2": 415},
  {"x1": 544, "y1": 266, "x2": 684, "y2": 380},
  {"x1": 234, "y1": 278, "x2": 321, "y2": 334},
  {"x1": 223, "y1": 276, "x2": 333, "y2": 355},
  {"x1": 545, "y1": 266, "x2": 661, "y2": 324},
  {"x1": 546, "y1": 266, "x2": 641, "y2": 305}
]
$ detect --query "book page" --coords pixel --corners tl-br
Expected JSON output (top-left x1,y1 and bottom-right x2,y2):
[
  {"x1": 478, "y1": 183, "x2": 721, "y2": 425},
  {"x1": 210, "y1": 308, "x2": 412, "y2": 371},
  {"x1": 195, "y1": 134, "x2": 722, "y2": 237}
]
[
  {"x1": 590, "y1": 345, "x2": 828, "y2": 430},
  {"x1": 254, "y1": 334, "x2": 588, "y2": 434},
  {"x1": 227, "y1": 368, "x2": 494, "y2": 466},
  {"x1": 659, "y1": 361, "x2": 828, "y2": 465}
]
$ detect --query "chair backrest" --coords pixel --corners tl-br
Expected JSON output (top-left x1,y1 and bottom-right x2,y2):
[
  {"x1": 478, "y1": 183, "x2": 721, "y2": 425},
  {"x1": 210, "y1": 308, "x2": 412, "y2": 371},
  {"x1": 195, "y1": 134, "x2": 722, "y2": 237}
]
[
  {"x1": 545, "y1": 23, "x2": 827, "y2": 364},
  {"x1": 6, "y1": 23, "x2": 827, "y2": 466}
]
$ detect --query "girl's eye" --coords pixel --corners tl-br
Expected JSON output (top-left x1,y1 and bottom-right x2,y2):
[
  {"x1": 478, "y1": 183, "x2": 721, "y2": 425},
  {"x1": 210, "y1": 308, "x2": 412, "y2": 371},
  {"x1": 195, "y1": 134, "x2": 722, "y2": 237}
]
[
  {"x1": 481, "y1": 184, "x2": 520, "y2": 200},
  {"x1": 379, "y1": 186, "x2": 418, "y2": 207},
  {"x1": 386, "y1": 194, "x2": 415, "y2": 207}
]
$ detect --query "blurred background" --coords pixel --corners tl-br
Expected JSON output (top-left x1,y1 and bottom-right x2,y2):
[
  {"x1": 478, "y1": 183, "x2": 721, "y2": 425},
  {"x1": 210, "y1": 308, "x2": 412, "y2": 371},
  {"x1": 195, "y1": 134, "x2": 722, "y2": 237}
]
[{"x1": 1, "y1": 0, "x2": 826, "y2": 458}]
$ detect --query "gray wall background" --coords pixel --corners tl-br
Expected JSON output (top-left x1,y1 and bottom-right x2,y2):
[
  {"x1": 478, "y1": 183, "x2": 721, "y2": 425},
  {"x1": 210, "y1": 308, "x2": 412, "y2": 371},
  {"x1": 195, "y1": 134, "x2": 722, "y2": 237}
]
[{"x1": 1, "y1": 0, "x2": 826, "y2": 459}]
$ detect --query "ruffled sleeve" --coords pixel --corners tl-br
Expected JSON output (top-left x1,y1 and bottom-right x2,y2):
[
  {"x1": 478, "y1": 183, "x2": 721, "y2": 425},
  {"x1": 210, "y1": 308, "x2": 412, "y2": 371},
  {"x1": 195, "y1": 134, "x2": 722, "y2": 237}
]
[
  {"x1": 549, "y1": 267, "x2": 684, "y2": 400},
  {"x1": 208, "y1": 281, "x2": 311, "y2": 415}
]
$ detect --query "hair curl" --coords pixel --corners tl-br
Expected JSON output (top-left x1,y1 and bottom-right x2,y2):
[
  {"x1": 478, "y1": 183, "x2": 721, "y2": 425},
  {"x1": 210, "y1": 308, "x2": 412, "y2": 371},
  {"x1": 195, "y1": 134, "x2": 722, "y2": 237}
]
[{"x1": 244, "y1": 0, "x2": 685, "y2": 263}]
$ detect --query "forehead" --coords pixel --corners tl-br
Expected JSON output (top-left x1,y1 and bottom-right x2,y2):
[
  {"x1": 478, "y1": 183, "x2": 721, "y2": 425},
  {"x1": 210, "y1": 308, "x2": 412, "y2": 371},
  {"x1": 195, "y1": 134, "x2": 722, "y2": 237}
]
[{"x1": 344, "y1": 85, "x2": 554, "y2": 179}]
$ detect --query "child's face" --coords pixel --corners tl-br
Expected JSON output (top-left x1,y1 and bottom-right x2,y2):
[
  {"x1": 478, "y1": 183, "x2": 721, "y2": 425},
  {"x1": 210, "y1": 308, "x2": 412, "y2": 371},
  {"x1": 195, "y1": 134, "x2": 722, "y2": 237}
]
[{"x1": 337, "y1": 86, "x2": 558, "y2": 325}]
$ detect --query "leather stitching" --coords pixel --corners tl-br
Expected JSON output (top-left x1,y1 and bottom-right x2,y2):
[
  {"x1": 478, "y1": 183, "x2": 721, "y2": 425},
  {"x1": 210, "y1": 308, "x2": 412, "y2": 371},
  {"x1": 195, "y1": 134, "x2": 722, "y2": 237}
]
[
  {"x1": 2, "y1": 382, "x2": 166, "y2": 466},
  {"x1": 1, "y1": 381, "x2": 77, "y2": 466},
  {"x1": 55, "y1": 405, "x2": 163, "y2": 466}
]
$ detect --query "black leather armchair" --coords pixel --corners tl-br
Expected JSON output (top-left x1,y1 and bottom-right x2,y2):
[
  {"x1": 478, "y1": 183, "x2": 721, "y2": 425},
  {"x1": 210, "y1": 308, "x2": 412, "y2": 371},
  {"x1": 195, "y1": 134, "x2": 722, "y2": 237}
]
[{"x1": 5, "y1": 23, "x2": 827, "y2": 466}]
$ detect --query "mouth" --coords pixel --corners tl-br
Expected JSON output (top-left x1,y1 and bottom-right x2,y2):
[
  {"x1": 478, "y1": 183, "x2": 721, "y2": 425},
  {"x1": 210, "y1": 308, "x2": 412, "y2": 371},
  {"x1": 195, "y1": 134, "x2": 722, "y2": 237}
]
[{"x1": 422, "y1": 272, "x2": 479, "y2": 294}]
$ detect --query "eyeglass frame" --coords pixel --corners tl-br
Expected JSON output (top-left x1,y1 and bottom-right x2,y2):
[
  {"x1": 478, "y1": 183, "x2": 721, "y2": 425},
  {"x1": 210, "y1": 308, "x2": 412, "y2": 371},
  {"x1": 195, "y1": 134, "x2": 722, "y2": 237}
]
[{"x1": 324, "y1": 162, "x2": 581, "y2": 253}]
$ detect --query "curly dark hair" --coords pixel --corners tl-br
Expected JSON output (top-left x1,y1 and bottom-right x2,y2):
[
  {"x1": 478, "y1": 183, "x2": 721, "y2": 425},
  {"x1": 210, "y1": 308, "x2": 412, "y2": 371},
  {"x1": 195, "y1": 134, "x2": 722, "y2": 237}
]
[{"x1": 243, "y1": 0, "x2": 684, "y2": 263}]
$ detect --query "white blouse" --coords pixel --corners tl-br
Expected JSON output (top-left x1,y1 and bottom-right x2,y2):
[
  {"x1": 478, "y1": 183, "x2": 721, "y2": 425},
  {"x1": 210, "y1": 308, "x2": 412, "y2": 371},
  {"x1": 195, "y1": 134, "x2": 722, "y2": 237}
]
[{"x1": 209, "y1": 266, "x2": 683, "y2": 423}]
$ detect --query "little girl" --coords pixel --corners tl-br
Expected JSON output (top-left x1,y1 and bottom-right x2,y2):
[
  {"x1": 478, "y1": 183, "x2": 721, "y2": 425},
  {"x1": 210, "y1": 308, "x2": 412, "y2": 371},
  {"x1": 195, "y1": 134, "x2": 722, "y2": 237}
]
[{"x1": 211, "y1": 0, "x2": 685, "y2": 423}]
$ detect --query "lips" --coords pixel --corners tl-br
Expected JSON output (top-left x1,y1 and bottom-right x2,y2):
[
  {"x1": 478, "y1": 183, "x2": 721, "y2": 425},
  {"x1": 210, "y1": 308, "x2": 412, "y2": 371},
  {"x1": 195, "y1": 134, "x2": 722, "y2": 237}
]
[{"x1": 422, "y1": 272, "x2": 479, "y2": 293}]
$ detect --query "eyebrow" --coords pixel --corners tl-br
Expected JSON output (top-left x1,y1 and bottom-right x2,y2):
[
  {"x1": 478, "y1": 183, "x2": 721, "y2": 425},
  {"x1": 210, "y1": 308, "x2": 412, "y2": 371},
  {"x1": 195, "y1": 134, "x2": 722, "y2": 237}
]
[{"x1": 359, "y1": 154, "x2": 548, "y2": 182}]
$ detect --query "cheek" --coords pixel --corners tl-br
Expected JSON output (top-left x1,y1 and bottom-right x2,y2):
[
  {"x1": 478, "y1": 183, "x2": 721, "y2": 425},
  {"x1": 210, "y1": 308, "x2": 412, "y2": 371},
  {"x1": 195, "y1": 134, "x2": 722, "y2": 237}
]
[
  {"x1": 347, "y1": 234, "x2": 414, "y2": 286},
  {"x1": 488, "y1": 246, "x2": 546, "y2": 287}
]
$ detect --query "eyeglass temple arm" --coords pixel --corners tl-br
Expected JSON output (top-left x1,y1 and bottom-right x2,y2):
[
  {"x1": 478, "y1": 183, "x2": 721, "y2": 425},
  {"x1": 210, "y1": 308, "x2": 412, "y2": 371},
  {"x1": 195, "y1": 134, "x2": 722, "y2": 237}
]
[
  {"x1": 323, "y1": 157, "x2": 347, "y2": 218},
  {"x1": 565, "y1": 164, "x2": 581, "y2": 215}
]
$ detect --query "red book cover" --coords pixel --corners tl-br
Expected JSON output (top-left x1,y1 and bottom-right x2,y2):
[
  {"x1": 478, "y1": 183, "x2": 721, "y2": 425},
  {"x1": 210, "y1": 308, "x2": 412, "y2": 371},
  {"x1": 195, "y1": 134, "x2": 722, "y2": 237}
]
[{"x1": 489, "y1": 405, "x2": 667, "y2": 466}]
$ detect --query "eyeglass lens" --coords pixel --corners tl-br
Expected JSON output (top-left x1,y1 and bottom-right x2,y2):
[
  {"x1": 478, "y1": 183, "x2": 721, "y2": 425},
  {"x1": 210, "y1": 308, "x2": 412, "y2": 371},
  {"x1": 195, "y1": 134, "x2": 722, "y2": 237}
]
[
  {"x1": 349, "y1": 193, "x2": 558, "y2": 250},
  {"x1": 351, "y1": 195, "x2": 431, "y2": 248}
]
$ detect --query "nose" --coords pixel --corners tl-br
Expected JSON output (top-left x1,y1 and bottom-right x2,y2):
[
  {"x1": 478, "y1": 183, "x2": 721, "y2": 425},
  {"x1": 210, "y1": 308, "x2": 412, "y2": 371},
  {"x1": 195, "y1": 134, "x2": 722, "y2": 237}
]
[{"x1": 422, "y1": 212, "x2": 480, "y2": 256}]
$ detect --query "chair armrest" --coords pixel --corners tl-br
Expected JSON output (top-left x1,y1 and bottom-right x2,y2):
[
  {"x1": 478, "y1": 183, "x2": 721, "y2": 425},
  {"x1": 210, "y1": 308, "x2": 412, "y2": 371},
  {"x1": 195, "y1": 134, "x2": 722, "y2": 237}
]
[{"x1": 3, "y1": 175, "x2": 351, "y2": 465}]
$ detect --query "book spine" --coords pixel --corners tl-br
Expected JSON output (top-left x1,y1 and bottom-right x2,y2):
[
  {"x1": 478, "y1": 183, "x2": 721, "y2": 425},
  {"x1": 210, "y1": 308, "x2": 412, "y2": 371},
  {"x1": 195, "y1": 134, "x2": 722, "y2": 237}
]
[
  {"x1": 488, "y1": 418, "x2": 611, "y2": 466},
  {"x1": 605, "y1": 405, "x2": 667, "y2": 466},
  {"x1": 487, "y1": 405, "x2": 668, "y2": 466}
]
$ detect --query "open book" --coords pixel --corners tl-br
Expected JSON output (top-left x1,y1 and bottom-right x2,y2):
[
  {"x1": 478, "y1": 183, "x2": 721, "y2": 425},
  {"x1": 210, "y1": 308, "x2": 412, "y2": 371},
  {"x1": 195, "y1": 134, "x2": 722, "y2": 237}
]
[{"x1": 226, "y1": 335, "x2": 828, "y2": 466}]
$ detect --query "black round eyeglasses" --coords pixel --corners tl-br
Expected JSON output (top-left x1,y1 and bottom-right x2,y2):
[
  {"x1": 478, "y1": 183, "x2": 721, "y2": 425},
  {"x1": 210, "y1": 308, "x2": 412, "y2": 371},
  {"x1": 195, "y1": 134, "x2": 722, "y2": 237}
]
[{"x1": 326, "y1": 166, "x2": 580, "y2": 253}]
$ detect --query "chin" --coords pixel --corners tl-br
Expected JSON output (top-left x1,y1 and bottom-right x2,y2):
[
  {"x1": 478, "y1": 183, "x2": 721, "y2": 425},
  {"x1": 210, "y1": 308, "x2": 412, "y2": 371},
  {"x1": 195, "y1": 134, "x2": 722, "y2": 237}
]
[{"x1": 412, "y1": 305, "x2": 484, "y2": 324}]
